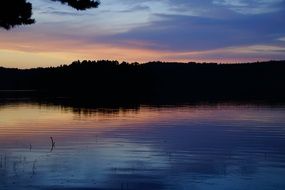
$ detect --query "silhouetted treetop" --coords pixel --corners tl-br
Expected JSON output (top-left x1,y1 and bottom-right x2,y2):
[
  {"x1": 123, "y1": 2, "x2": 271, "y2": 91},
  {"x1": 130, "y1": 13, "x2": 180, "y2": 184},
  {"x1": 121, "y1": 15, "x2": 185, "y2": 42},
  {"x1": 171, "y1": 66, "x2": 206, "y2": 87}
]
[
  {"x1": 0, "y1": 0, "x2": 34, "y2": 30},
  {"x1": 51, "y1": 0, "x2": 100, "y2": 10},
  {"x1": 0, "y1": 0, "x2": 100, "y2": 30}
]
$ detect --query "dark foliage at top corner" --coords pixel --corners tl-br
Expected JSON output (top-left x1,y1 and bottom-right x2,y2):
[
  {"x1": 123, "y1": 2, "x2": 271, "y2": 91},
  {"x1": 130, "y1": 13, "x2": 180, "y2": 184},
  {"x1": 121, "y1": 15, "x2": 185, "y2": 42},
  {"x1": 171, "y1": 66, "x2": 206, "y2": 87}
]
[
  {"x1": 0, "y1": 0, "x2": 35, "y2": 30},
  {"x1": 0, "y1": 0, "x2": 100, "y2": 29},
  {"x1": 52, "y1": 0, "x2": 100, "y2": 10}
]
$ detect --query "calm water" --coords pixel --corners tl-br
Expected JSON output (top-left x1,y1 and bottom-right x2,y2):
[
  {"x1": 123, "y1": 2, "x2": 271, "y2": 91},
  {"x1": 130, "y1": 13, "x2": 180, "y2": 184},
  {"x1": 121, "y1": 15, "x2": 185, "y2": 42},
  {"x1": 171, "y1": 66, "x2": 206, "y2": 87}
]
[{"x1": 0, "y1": 102, "x2": 285, "y2": 190}]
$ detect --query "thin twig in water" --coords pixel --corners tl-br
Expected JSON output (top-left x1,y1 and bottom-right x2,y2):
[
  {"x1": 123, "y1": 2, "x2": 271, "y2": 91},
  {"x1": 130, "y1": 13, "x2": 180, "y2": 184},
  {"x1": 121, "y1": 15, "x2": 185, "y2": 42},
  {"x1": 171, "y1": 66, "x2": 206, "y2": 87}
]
[{"x1": 50, "y1": 137, "x2": 56, "y2": 152}]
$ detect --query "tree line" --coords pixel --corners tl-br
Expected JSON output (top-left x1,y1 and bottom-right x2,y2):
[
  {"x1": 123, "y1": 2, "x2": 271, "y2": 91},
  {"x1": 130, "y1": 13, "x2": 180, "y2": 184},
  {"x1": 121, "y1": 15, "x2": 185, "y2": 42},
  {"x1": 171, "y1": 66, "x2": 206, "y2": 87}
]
[{"x1": 0, "y1": 60, "x2": 284, "y2": 102}]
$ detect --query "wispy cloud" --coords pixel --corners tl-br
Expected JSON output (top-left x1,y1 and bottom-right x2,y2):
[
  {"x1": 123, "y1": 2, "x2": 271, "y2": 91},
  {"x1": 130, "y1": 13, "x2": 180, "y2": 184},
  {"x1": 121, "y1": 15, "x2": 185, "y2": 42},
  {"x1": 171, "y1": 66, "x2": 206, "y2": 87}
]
[{"x1": 1, "y1": 0, "x2": 285, "y2": 67}]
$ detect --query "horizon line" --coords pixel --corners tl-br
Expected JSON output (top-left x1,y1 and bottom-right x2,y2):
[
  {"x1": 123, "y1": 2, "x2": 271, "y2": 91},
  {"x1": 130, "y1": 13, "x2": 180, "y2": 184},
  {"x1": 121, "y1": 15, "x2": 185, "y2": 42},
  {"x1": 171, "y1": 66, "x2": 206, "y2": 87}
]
[{"x1": 1, "y1": 59, "x2": 284, "y2": 70}]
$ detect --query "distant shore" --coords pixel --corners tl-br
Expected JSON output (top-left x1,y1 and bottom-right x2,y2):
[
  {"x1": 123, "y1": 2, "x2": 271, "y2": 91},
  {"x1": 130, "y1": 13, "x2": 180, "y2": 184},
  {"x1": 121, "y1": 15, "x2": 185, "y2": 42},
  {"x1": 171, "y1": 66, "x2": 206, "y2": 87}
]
[{"x1": 1, "y1": 60, "x2": 284, "y2": 102}]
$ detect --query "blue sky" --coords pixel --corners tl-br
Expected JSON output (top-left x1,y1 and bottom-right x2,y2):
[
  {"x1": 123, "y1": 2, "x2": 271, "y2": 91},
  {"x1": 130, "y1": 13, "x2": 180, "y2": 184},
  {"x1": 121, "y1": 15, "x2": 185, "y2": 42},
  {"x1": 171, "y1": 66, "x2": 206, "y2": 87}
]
[{"x1": 0, "y1": 0, "x2": 285, "y2": 67}]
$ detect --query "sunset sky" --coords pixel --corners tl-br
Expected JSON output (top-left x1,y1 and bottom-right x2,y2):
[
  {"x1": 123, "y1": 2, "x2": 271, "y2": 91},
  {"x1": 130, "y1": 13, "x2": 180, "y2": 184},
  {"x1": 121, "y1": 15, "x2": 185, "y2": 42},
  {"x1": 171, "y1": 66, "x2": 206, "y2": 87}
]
[{"x1": 1, "y1": 0, "x2": 285, "y2": 68}]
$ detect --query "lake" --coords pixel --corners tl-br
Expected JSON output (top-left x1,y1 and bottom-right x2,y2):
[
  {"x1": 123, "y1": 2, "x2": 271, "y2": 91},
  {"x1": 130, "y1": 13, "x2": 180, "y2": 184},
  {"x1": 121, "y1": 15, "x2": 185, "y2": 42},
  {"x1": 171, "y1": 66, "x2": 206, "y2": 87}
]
[{"x1": 0, "y1": 101, "x2": 285, "y2": 190}]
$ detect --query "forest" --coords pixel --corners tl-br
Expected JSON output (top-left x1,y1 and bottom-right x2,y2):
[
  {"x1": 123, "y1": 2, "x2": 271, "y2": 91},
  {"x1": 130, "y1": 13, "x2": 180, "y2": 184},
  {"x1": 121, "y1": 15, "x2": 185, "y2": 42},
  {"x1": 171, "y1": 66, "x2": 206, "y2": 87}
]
[{"x1": 0, "y1": 60, "x2": 284, "y2": 103}]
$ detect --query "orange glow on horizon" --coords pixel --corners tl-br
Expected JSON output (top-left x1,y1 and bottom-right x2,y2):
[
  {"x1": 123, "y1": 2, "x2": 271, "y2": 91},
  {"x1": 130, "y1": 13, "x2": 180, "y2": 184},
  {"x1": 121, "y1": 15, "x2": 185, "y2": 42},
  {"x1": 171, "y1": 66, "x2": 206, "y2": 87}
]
[{"x1": 0, "y1": 31, "x2": 280, "y2": 68}]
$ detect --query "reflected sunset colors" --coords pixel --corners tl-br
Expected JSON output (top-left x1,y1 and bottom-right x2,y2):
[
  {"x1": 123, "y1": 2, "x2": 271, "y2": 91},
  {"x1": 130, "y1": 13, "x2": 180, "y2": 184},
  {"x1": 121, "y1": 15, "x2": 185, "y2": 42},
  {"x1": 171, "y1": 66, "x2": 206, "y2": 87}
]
[{"x1": 1, "y1": 102, "x2": 285, "y2": 189}]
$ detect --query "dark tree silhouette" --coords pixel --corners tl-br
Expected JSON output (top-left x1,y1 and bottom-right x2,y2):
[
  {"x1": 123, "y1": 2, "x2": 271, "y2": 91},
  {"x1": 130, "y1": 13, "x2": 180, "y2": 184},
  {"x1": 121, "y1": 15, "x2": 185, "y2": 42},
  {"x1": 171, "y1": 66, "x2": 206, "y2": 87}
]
[
  {"x1": 52, "y1": 0, "x2": 100, "y2": 10},
  {"x1": 0, "y1": 0, "x2": 34, "y2": 30},
  {"x1": 0, "y1": 0, "x2": 100, "y2": 30},
  {"x1": 0, "y1": 60, "x2": 284, "y2": 102}
]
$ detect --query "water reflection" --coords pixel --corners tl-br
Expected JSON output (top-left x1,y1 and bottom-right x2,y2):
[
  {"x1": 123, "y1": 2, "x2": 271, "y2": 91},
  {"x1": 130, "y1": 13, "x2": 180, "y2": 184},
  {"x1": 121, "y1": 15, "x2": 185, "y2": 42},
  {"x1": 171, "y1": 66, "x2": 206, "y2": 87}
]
[{"x1": 0, "y1": 101, "x2": 285, "y2": 190}]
